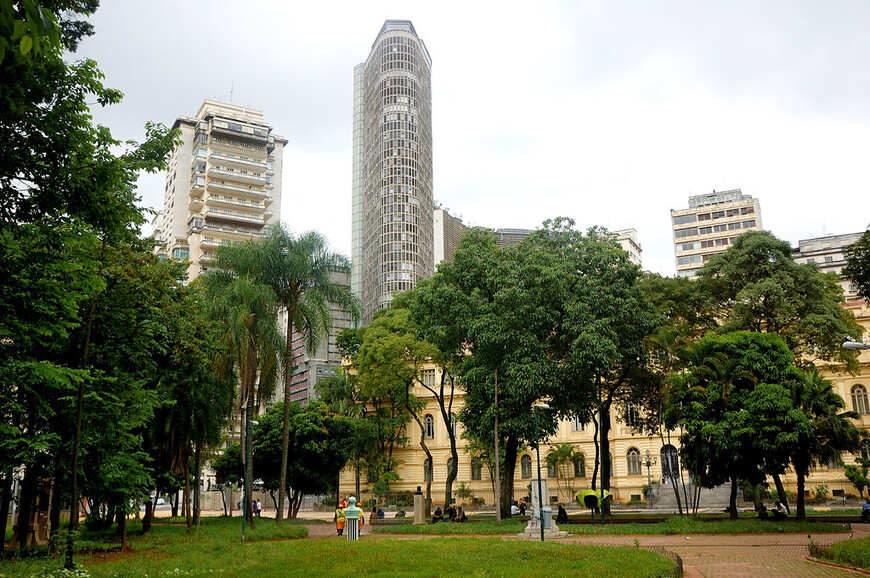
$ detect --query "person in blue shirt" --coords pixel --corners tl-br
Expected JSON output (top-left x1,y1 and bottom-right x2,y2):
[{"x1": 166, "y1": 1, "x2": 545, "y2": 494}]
[{"x1": 862, "y1": 498, "x2": 870, "y2": 523}]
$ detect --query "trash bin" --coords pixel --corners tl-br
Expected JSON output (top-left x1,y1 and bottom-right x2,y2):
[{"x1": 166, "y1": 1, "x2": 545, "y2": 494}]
[{"x1": 541, "y1": 507, "x2": 552, "y2": 530}]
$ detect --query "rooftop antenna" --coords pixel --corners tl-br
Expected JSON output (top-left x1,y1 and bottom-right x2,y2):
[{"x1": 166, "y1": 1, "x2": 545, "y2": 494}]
[{"x1": 230, "y1": 82, "x2": 234, "y2": 104}]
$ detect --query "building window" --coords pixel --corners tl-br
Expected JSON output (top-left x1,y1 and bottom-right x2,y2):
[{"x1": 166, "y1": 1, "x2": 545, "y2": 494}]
[
  {"x1": 471, "y1": 458, "x2": 482, "y2": 481},
  {"x1": 521, "y1": 455, "x2": 532, "y2": 479},
  {"x1": 420, "y1": 368, "x2": 437, "y2": 387},
  {"x1": 547, "y1": 456, "x2": 557, "y2": 478},
  {"x1": 852, "y1": 384, "x2": 870, "y2": 415},
  {"x1": 625, "y1": 404, "x2": 641, "y2": 429},
  {"x1": 423, "y1": 458, "x2": 432, "y2": 482},
  {"x1": 570, "y1": 415, "x2": 585, "y2": 432},
  {"x1": 661, "y1": 445, "x2": 679, "y2": 480},
  {"x1": 423, "y1": 414, "x2": 435, "y2": 439},
  {"x1": 447, "y1": 457, "x2": 455, "y2": 476},
  {"x1": 861, "y1": 439, "x2": 870, "y2": 461},
  {"x1": 450, "y1": 413, "x2": 458, "y2": 437},
  {"x1": 626, "y1": 448, "x2": 642, "y2": 476},
  {"x1": 574, "y1": 454, "x2": 586, "y2": 478},
  {"x1": 827, "y1": 454, "x2": 842, "y2": 469},
  {"x1": 172, "y1": 248, "x2": 189, "y2": 260}
]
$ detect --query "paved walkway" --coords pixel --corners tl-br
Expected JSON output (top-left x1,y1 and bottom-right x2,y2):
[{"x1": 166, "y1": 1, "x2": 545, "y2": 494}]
[{"x1": 299, "y1": 513, "x2": 870, "y2": 577}]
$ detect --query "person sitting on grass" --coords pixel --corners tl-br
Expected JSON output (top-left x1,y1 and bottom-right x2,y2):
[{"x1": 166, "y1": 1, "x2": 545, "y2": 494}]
[
  {"x1": 862, "y1": 497, "x2": 870, "y2": 523},
  {"x1": 556, "y1": 504, "x2": 569, "y2": 524},
  {"x1": 446, "y1": 504, "x2": 456, "y2": 521},
  {"x1": 455, "y1": 507, "x2": 467, "y2": 522},
  {"x1": 771, "y1": 501, "x2": 787, "y2": 521},
  {"x1": 757, "y1": 505, "x2": 769, "y2": 520},
  {"x1": 510, "y1": 502, "x2": 520, "y2": 516},
  {"x1": 432, "y1": 506, "x2": 444, "y2": 523}
]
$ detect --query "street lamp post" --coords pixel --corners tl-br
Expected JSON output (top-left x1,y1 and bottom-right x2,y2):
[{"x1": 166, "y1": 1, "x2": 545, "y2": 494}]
[
  {"x1": 644, "y1": 449, "x2": 657, "y2": 509},
  {"x1": 533, "y1": 403, "x2": 550, "y2": 543}
]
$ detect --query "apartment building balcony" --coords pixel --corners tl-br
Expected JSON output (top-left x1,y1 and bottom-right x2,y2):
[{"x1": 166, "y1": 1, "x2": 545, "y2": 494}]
[
  {"x1": 210, "y1": 125, "x2": 269, "y2": 146},
  {"x1": 204, "y1": 194, "x2": 266, "y2": 214},
  {"x1": 204, "y1": 208, "x2": 265, "y2": 227},
  {"x1": 201, "y1": 224, "x2": 265, "y2": 241},
  {"x1": 189, "y1": 180, "x2": 205, "y2": 198},
  {"x1": 199, "y1": 253, "x2": 216, "y2": 266},
  {"x1": 206, "y1": 179, "x2": 268, "y2": 199},
  {"x1": 209, "y1": 151, "x2": 268, "y2": 171},
  {"x1": 188, "y1": 196, "x2": 204, "y2": 211},
  {"x1": 207, "y1": 166, "x2": 266, "y2": 186}
]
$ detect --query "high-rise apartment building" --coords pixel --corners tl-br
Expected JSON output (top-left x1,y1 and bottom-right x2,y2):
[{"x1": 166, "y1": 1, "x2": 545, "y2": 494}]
[
  {"x1": 433, "y1": 207, "x2": 467, "y2": 266},
  {"x1": 671, "y1": 189, "x2": 761, "y2": 277},
  {"x1": 352, "y1": 20, "x2": 434, "y2": 325},
  {"x1": 286, "y1": 268, "x2": 355, "y2": 407},
  {"x1": 152, "y1": 100, "x2": 286, "y2": 280},
  {"x1": 613, "y1": 228, "x2": 643, "y2": 267}
]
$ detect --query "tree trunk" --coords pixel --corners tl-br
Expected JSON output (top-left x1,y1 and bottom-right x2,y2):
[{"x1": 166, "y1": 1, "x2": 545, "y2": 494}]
[
  {"x1": 662, "y1": 431, "x2": 683, "y2": 515},
  {"x1": 16, "y1": 466, "x2": 36, "y2": 553},
  {"x1": 193, "y1": 442, "x2": 202, "y2": 527},
  {"x1": 184, "y1": 459, "x2": 192, "y2": 529},
  {"x1": 729, "y1": 477, "x2": 738, "y2": 519},
  {"x1": 752, "y1": 484, "x2": 763, "y2": 512},
  {"x1": 772, "y1": 472, "x2": 789, "y2": 514},
  {"x1": 48, "y1": 471, "x2": 62, "y2": 553},
  {"x1": 796, "y1": 470, "x2": 807, "y2": 521},
  {"x1": 0, "y1": 469, "x2": 13, "y2": 554},
  {"x1": 245, "y1": 383, "x2": 255, "y2": 528},
  {"x1": 277, "y1": 315, "x2": 295, "y2": 525},
  {"x1": 590, "y1": 413, "x2": 599, "y2": 492},
  {"x1": 142, "y1": 498, "x2": 153, "y2": 534},
  {"x1": 600, "y1": 403, "x2": 612, "y2": 516},
  {"x1": 499, "y1": 436, "x2": 519, "y2": 519}
]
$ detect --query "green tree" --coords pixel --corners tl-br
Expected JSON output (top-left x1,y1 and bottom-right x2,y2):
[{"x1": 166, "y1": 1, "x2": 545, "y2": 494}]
[
  {"x1": 845, "y1": 458, "x2": 870, "y2": 498},
  {"x1": 211, "y1": 444, "x2": 244, "y2": 516},
  {"x1": 546, "y1": 443, "x2": 583, "y2": 503},
  {"x1": 698, "y1": 230, "x2": 862, "y2": 369},
  {"x1": 213, "y1": 224, "x2": 358, "y2": 524}
]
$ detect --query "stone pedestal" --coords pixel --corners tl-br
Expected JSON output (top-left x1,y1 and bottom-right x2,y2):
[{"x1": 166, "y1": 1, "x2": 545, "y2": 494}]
[
  {"x1": 518, "y1": 478, "x2": 568, "y2": 539},
  {"x1": 413, "y1": 489, "x2": 425, "y2": 524}
]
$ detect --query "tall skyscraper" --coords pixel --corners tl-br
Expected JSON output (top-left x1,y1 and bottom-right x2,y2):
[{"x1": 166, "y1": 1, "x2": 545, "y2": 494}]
[
  {"x1": 433, "y1": 207, "x2": 467, "y2": 267},
  {"x1": 671, "y1": 189, "x2": 761, "y2": 277},
  {"x1": 152, "y1": 100, "x2": 286, "y2": 280},
  {"x1": 352, "y1": 20, "x2": 434, "y2": 325}
]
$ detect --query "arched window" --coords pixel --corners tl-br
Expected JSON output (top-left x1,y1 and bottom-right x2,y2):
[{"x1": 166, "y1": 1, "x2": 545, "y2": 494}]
[
  {"x1": 570, "y1": 415, "x2": 585, "y2": 432},
  {"x1": 852, "y1": 384, "x2": 870, "y2": 415},
  {"x1": 626, "y1": 448, "x2": 642, "y2": 476},
  {"x1": 521, "y1": 455, "x2": 532, "y2": 479},
  {"x1": 423, "y1": 458, "x2": 432, "y2": 482},
  {"x1": 471, "y1": 458, "x2": 482, "y2": 481},
  {"x1": 574, "y1": 453, "x2": 586, "y2": 478},
  {"x1": 547, "y1": 455, "x2": 557, "y2": 478},
  {"x1": 861, "y1": 439, "x2": 870, "y2": 461},
  {"x1": 661, "y1": 445, "x2": 679, "y2": 480},
  {"x1": 424, "y1": 414, "x2": 435, "y2": 439}
]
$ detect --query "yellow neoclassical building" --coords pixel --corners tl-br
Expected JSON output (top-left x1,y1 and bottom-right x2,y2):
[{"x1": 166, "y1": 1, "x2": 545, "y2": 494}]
[{"x1": 339, "y1": 303, "x2": 870, "y2": 508}]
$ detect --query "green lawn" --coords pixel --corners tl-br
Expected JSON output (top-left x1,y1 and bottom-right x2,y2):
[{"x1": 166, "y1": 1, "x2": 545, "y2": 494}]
[
  {"x1": 372, "y1": 514, "x2": 850, "y2": 535},
  {"x1": 815, "y1": 536, "x2": 870, "y2": 570},
  {"x1": 0, "y1": 518, "x2": 678, "y2": 578}
]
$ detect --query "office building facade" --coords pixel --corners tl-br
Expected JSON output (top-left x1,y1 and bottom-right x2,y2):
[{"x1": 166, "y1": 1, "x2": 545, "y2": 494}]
[
  {"x1": 152, "y1": 100, "x2": 286, "y2": 280},
  {"x1": 671, "y1": 189, "x2": 761, "y2": 277},
  {"x1": 352, "y1": 20, "x2": 434, "y2": 325},
  {"x1": 433, "y1": 207, "x2": 467, "y2": 266}
]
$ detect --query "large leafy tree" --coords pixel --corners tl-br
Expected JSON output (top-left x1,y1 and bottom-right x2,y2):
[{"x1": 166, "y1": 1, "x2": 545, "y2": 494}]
[
  {"x1": 213, "y1": 224, "x2": 358, "y2": 524},
  {"x1": 395, "y1": 275, "x2": 472, "y2": 508},
  {"x1": 253, "y1": 401, "x2": 354, "y2": 518},
  {"x1": 698, "y1": 230, "x2": 862, "y2": 369}
]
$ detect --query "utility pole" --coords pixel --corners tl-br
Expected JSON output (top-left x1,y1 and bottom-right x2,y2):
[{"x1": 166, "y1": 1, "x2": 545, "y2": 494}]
[{"x1": 494, "y1": 368, "x2": 501, "y2": 523}]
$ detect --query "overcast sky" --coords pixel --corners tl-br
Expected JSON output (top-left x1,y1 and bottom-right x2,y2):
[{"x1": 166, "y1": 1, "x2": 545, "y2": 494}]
[{"x1": 76, "y1": 0, "x2": 870, "y2": 276}]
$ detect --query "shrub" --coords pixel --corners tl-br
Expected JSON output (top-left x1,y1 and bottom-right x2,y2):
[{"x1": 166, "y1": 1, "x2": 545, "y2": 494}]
[{"x1": 813, "y1": 485, "x2": 829, "y2": 501}]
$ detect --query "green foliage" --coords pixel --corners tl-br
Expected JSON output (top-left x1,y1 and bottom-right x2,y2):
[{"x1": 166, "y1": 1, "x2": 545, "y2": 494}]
[
  {"x1": 212, "y1": 444, "x2": 244, "y2": 488},
  {"x1": 698, "y1": 230, "x2": 862, "y2": 369},
  {"x1": 816, "y1": 536, "x2": 870, "y2": 570},
  {"x1": 845, "y1": 228, "x2": 870, "y2": 302},
  {"x1": 813, "y1": 484, "x2": 829, "y2": 501},
  {"x1": 844, "y1": 458, "x2": 870, "y2": 497}
]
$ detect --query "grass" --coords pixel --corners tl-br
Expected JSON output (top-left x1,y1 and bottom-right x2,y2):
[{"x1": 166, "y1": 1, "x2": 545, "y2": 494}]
[
  {"x1": 0, "y1": 518, "x2": 678, "y2": 578},
  {"x1": 372, "y1": 514, "x2": 850, "y2": 535},
  {"x1": 814, "y1": 536, "x2": 870, "y2": 570}
]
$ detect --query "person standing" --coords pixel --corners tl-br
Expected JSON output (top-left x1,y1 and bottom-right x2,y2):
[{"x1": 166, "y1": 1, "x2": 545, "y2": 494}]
[
  {"x1": 335, "y1": 504, "x2": 346, "y2": 536},
  {"x1": 862, "y1": 497, "x2": 870, "y2": 523}
]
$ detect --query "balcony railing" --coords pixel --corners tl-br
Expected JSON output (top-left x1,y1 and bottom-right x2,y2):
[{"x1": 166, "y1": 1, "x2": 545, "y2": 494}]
[{"x1": 207, "y1": 167, "x2": 266, "y2": 186}]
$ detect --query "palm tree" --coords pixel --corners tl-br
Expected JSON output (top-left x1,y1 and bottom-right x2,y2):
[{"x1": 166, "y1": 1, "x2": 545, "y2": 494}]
[
  {"x1": 217, "y1": 224, "x2": 359, "y2": 523},
  {"x1": 546, "y1": 443, "x2": 582, "y2": 503},
  {"x1": 201, "y1": 270, "x2": 282, "y2": 526},
  {"x1": 789, "y1": 367, "x2": 864, "y2": 520}
]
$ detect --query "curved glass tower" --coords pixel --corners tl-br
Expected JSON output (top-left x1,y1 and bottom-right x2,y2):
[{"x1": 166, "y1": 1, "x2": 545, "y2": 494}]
[{"x1": 353, "y1": 20, "x2": 434, "y2": 325}]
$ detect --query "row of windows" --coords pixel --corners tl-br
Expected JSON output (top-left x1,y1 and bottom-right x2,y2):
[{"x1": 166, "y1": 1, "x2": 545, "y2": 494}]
[
  {"x1": 674, "y1": 219, "x2": 756, "y2": 238},
  {"x1": 672, "y1": 206, "x2": 755, "y2": 226}
]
